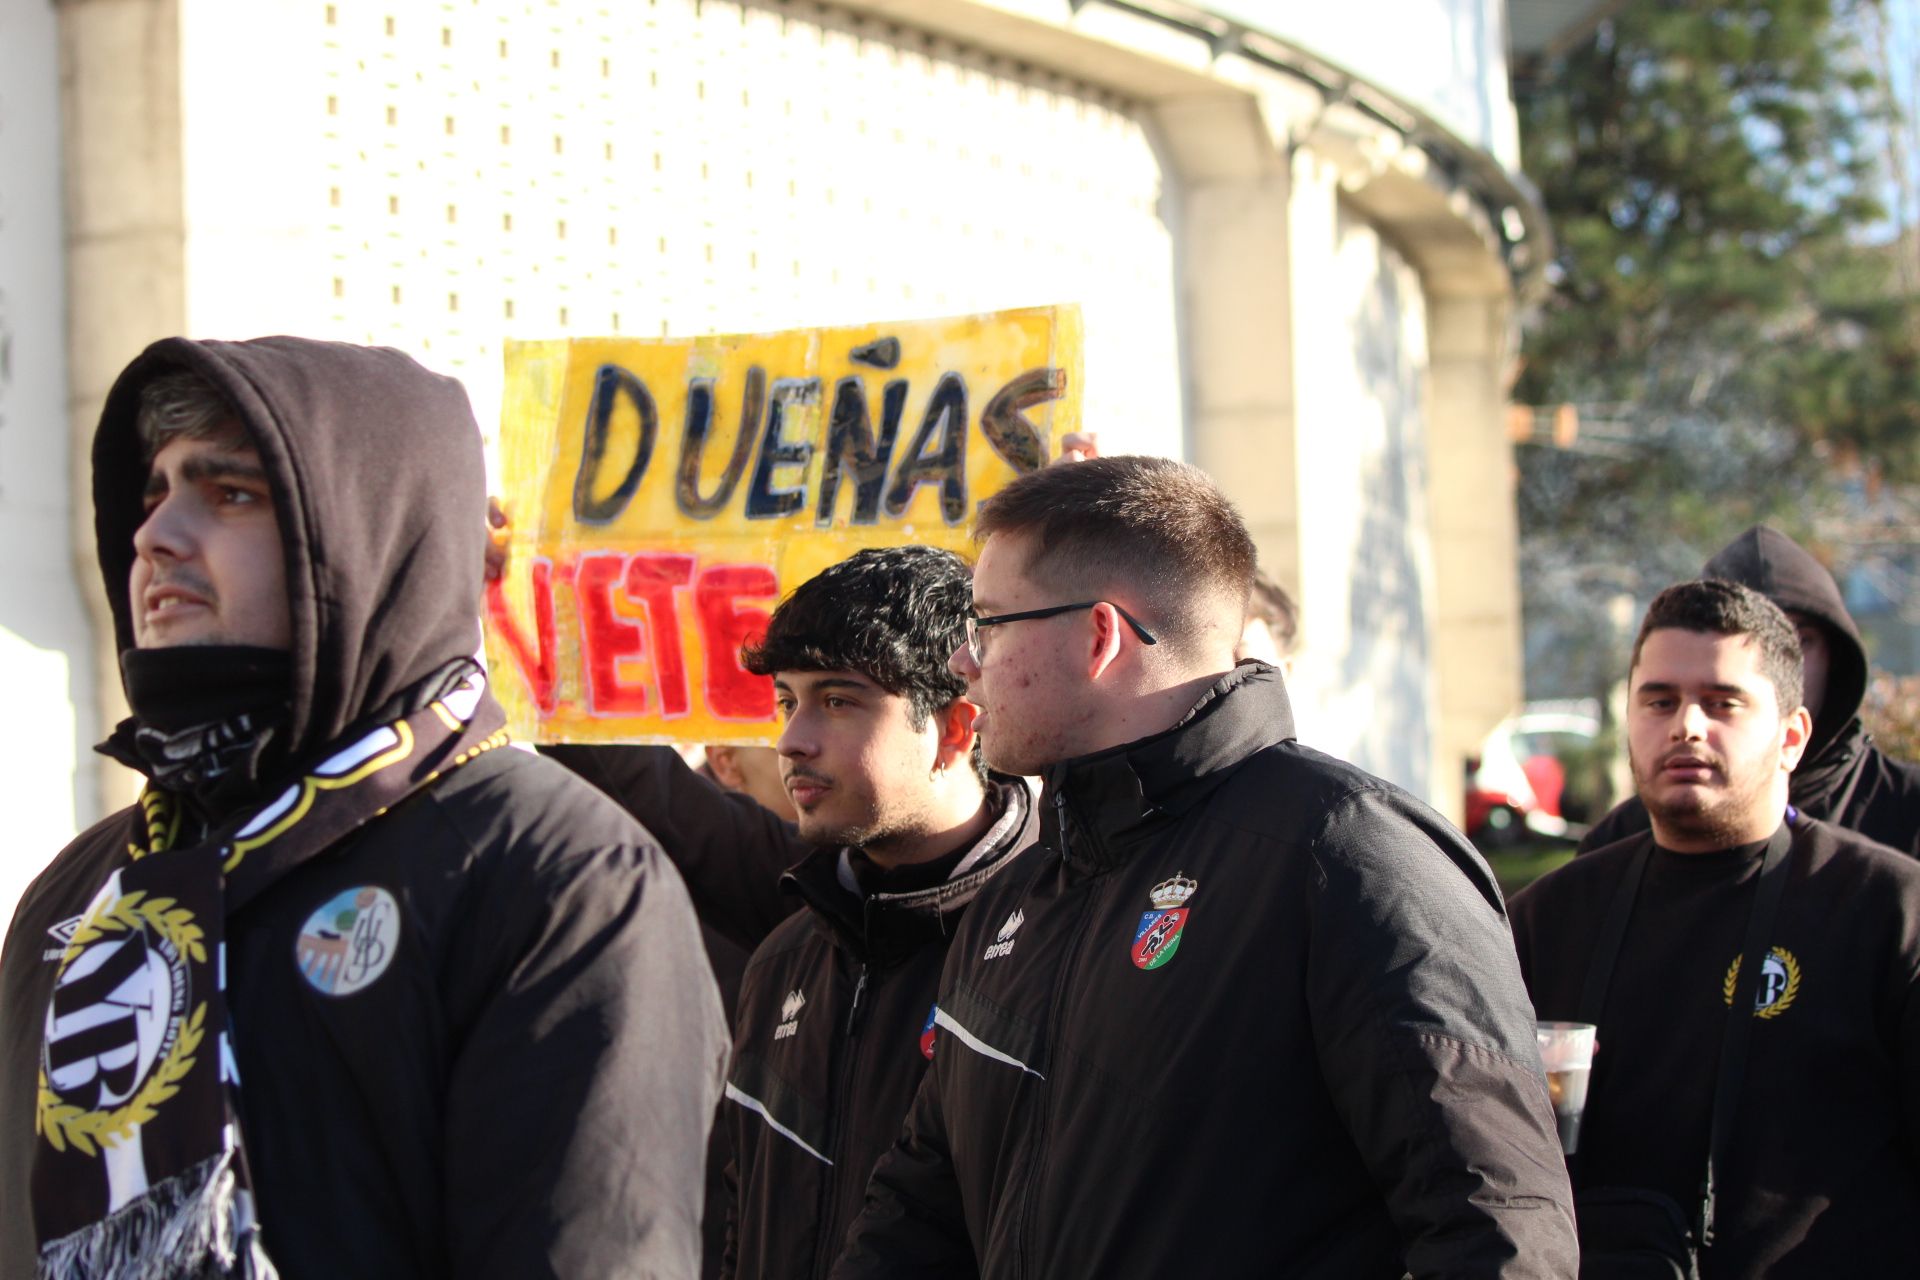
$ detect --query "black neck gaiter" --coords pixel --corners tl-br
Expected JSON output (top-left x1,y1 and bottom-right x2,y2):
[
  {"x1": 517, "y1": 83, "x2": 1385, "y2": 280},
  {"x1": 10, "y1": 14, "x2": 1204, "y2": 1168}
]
[
  {"x1": 848, "y1": 841, "x2": 975, "y2": 896},
  {"x1": 105, "y1": 646, "x2": 294, "y2": 815}
]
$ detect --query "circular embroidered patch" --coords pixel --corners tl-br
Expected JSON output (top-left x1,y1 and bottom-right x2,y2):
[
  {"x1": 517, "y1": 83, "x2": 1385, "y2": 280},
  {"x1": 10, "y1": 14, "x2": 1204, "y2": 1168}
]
[{"x1": 295, "y1": 887, "x2": 401, "y2": 996}]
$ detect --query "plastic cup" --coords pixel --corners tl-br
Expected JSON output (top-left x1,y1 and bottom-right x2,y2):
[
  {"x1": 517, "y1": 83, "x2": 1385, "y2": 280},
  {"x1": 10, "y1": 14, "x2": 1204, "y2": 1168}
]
[{"x1": 1536, "y1": 1021, "x2": 1597, "y2": 1155}]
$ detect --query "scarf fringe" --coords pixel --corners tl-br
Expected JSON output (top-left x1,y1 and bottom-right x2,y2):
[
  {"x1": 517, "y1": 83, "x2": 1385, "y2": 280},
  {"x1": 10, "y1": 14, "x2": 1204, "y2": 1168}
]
[{"x1": 37, "y1": 1152, "x2": 277, "y2": 1280}]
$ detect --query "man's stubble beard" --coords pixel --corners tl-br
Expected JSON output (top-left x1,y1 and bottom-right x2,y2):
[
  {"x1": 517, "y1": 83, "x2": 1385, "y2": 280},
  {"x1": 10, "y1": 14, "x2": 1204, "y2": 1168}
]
[
  {"x1": 798, "y1": 791, "x2": 929, "y2": 859},
  {"x1": 1630, "y1": 743, "x2": 1776, "y2": 849}
]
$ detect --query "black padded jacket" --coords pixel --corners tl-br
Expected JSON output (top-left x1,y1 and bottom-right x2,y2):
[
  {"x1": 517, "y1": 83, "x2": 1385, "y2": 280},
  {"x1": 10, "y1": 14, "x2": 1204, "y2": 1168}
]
[
  {"x1": 723, "y1": 776, "x2": 1037, "y2": 1280},
  {"x1": 833, "y1": 665, "x2": 1578, "y2": 1279}
]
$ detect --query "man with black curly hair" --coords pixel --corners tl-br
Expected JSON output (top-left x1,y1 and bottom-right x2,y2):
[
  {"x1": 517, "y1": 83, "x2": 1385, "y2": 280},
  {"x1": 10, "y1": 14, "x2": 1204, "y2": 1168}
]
[{"x1": 547, "y1": 544, "x2": 1037, "y2": 1280}]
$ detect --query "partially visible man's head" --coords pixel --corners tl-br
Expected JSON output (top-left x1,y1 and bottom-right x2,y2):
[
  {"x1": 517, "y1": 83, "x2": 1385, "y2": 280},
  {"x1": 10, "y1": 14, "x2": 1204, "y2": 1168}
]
[
  {"x1": 1237, "y1": 569, "x2": 1298, "y2": 672},
  {"x1": 1626, "y1": 580, "x2": 1810, "y2": 852},
  {"x1": 1698, "y1": 525, "x2": 1863, "y2": 747},
  {"x1": 956, "y1": 456, "x2": 1255, "y2": 775},
  {"x1": 743, "y1": 545, "x2": 981, "y2": 853},
  {"x1": 705, "y1": 743, "x2": 798, "y2": 823},
  {"x1": 129, "y1": 371, "x2": 290, "y2": 650},
  {"x1": 1784, "y1": 611, "x2": 1831, "y2": 724}
]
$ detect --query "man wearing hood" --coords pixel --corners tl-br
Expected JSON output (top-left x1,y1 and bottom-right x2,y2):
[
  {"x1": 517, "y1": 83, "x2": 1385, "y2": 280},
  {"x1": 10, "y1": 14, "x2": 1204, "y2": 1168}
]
[
  {"x1": 1581, "y1": 525, "x2": 1920, "y2": 856},
  {"x1": 0, "y1": 339, "x2": 727, "y2": 1278}
]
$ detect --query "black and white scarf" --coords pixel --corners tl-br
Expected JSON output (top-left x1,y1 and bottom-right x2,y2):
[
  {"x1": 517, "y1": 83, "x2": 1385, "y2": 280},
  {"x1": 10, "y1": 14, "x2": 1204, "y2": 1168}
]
[{"x1": 32, "y1": 662, "x2": 507, "y2": 1277}]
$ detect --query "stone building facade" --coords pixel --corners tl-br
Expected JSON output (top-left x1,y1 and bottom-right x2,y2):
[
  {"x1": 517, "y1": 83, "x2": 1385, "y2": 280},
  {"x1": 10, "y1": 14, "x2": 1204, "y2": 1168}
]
[{"x1": 1, "y1": 0, "x2": 1547, "y2": 920}]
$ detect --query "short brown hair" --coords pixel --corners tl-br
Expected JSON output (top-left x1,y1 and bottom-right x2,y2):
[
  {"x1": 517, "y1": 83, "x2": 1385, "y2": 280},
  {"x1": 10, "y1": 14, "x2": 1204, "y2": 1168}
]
[
  {"x1": 136, "y1": 370, "x2": 246, "y2": 463},
  {"x1": 973, "y1": 455, "x2": 1255, "y2": 652}
]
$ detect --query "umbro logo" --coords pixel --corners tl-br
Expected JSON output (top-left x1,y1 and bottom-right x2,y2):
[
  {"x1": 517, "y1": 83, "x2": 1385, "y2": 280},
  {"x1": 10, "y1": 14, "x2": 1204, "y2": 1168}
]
[
  {"x1": 982, "y1": 909, "x2": 1025, "y2": 961},
  {"x1": 41, "y1": 915, "x2": 84, "y2": 963},
  {"x1": 775, "y1": 988, "x2": 806, "y2": 1040}
]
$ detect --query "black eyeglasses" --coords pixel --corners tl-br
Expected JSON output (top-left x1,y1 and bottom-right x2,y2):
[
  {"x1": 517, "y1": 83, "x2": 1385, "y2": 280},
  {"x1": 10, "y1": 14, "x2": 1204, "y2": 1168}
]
[{"x1": 964, "y1": 601, "x2": 1157, "y2": 664}]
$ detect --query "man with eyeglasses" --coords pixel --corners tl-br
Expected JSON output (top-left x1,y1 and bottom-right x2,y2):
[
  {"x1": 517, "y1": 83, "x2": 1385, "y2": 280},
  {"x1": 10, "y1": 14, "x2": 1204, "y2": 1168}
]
[{"x1": 834, "y1": 456, "x2": 1577, "y2": 1278}]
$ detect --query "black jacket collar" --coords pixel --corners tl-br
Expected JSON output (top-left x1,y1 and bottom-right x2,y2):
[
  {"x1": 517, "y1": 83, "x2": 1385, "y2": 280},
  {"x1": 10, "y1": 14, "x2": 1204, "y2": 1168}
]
[
  {"x1": 782, "y1": 774, "x2": 1037, "y2": 967},
  {"x1": 1041, "y1": 663, "x2": 1296, "y2": 874}
]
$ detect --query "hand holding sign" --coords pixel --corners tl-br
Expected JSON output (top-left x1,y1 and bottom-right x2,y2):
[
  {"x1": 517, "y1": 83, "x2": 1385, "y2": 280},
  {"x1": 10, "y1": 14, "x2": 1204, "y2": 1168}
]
[
  {"x1": 1056, "y1": 432, "x2": 1100, "y2": 463},
  {"x1": 484, "y1": 498, "x2": 510, "y2": 583}
]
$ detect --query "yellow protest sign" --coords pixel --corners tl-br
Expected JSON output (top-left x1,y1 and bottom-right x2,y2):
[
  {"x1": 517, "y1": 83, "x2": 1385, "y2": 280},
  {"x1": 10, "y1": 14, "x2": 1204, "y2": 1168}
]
[{"x1": 485, "y1": 305, "x2": 1082, "y2": 744}]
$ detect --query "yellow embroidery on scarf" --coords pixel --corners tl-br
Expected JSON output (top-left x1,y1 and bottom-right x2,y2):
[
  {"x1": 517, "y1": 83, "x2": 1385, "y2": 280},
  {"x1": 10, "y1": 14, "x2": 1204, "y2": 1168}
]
[{"x1": 221, "y1": 721, "x2": 416, "y2": 873}]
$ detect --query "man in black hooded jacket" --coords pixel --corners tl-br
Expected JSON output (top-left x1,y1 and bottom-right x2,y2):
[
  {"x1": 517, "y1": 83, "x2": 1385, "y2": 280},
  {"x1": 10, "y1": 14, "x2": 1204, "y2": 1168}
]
[
  {"x1": 0, "y1": 338, "x2": 727, "y2": 1278},
  {"x1": 1580, "y1": 525, "x2": 1920, "y2": 857}
]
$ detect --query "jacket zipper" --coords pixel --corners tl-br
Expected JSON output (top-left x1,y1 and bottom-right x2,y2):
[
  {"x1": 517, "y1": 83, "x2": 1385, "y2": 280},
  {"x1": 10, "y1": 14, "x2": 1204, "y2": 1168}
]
[
  {"x1": 844, "y1": 965, "x2": 870, "y2": 1037},
  {"x1": 1010, "y1": 793, "x2": 1094, "y2": 1279},
  {"x1": 811, "y1": 961, "x2": 870, "y2": 1279}
]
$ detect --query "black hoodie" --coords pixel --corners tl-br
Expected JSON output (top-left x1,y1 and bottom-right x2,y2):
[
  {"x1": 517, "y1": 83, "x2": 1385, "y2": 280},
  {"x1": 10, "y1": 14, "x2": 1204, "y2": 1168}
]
[
  {"x1": 1, "y1": 337, "x2": 728, "y2": 1278},
  {"x1": 1580, "y1": 525, "x2": 1920, "y2": 856}
]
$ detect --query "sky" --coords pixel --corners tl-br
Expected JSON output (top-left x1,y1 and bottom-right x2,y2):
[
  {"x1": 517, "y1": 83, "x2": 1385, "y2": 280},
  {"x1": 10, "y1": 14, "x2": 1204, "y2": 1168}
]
[{"x1": 1869, "y1": 0, "x2": 1920, "y2": 239}]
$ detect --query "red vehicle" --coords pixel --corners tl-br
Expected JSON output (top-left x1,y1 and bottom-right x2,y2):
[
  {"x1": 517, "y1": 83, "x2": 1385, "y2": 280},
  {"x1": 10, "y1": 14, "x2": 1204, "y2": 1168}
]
[{"x1": 1464, "y1": 703, "x2": 1600, "y2": 844}]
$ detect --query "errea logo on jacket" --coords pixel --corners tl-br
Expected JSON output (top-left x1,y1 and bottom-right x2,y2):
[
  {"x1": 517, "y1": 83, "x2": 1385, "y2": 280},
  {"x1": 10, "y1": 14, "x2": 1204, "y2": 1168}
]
[
  {"x1": 775, "y1": 989, "x2": 806, "y2": 1040},
  {"x1": 982, "y1": 909, "x2": 1025, "y2": 961}
]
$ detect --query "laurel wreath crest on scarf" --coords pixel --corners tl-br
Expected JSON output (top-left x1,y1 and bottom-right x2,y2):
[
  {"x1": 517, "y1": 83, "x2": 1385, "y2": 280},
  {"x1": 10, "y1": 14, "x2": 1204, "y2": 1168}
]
[{"x1": 31, "y1": 663, "x2": 506, "y2": 1278}]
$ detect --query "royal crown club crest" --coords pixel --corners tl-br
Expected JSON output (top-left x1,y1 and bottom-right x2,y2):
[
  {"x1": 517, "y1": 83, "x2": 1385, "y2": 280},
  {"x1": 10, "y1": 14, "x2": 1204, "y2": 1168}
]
[{"x1": 1131, "y1": 873, "x2": 1197, "y2": 970}]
